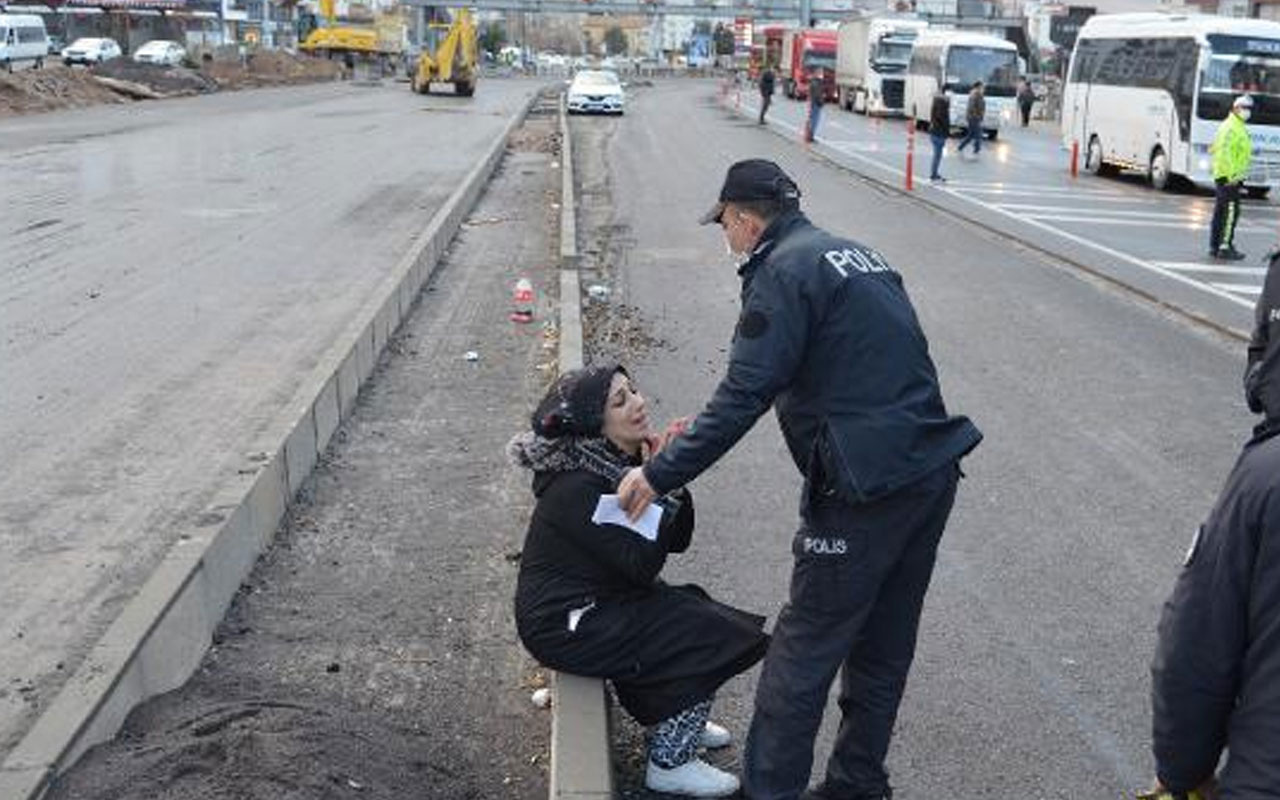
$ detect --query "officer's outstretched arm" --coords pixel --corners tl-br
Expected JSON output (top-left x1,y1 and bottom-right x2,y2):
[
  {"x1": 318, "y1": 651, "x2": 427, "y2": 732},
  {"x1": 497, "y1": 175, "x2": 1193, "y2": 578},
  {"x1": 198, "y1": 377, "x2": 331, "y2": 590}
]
[{"x1": 644, "y1": 266, "x2": 810, "y2": 494}]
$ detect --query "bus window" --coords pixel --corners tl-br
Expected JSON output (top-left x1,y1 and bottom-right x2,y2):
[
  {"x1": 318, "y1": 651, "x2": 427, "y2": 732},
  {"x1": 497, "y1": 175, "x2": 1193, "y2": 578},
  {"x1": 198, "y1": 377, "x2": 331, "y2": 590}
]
[
  {"x1": 1201, "y1": 34, "x2": 1280, "y2": 125},
  {"x1": 945, "y1": 46, "x2": 1019, "y2": 96}
]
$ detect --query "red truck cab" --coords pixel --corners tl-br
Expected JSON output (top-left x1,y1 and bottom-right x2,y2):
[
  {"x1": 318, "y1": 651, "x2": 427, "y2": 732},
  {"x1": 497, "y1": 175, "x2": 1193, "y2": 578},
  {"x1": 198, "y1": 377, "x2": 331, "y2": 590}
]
[{"x1": 782, "y1": 28, "x2": 838, "y2": 102}]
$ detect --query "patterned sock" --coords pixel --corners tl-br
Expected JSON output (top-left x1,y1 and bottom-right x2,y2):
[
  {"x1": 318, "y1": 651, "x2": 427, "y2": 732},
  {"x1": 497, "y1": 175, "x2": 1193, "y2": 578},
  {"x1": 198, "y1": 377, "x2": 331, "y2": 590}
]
[{"x1": 648, "y1": 699, "x2": 713, "y2": 769}]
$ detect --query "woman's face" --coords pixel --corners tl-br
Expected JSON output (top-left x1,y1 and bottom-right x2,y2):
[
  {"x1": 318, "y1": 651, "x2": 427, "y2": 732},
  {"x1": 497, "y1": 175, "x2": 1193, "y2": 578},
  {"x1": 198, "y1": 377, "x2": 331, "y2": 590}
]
[{"x1": 601, "y1": 372, "x2": 649, "y2": 455}]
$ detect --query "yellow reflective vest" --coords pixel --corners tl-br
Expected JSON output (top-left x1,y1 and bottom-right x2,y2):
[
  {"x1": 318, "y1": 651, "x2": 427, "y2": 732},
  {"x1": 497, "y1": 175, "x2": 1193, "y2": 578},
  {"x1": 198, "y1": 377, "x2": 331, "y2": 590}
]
[{"x1": 1212, "y1": 112, "x2": 1252, "y2": 183}]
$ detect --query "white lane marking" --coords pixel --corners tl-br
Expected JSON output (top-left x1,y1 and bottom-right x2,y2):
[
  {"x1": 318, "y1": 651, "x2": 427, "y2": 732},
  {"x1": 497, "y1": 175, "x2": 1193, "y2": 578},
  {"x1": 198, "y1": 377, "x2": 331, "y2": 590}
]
[
  {"x1": 732, "y1": 96, "x2": 1255, "y2": 310},
  {"x1": 1210, "y1": 282, "x2": 1263, "y2": 296},
  {"x1": 946, "y1": 182, "x2": 1134, "y2": 198},
  {"x1": 1013, "y1": 215, "x2": 1274, "y2": 234},
  {"x1": 1155, "y1": 262, "x2": 1269, "y2": 276},
  {"x1": 997, "y1": 204, "x2": 1208, "y2": 220}
]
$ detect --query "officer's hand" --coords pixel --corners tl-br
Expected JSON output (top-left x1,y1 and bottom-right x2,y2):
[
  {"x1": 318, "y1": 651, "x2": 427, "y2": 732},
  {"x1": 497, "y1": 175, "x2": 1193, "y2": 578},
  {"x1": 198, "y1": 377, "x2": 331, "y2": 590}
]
[{"x1": 617, "y1": 467, "x2": 657, "y2": 522}]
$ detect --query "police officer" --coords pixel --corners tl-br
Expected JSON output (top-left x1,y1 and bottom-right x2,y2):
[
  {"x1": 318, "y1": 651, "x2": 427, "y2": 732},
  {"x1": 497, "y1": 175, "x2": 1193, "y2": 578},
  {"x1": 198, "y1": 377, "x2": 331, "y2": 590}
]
[
  {"x1": 617, "y1": 159, "x2": 982, "y2": 800},
  {"x1": 1245, "y1": 249, "x2": 1280, "y2": 430},
  {"x1": 1147, "y1": 427, "x2": 1280, "y2": 799},
  {"x1": 1208, "y1": 95, "x2": 1253, "y2": 261}
]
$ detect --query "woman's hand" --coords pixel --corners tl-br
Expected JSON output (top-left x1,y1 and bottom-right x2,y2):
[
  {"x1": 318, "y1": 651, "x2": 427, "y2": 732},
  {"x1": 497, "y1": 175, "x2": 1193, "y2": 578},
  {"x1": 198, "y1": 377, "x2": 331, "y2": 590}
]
[{"x1": 643, "y1": 416, "x2": 693, "y2": 461}]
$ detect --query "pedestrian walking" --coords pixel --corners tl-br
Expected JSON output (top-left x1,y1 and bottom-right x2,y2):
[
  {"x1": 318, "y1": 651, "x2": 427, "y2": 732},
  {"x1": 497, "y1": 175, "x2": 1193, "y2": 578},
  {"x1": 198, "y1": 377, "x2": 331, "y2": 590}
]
[
  {"x1": 509, "y1": 364, "x2": 769, "y2": 798},
  {"x1": 929, "y1": 88, "x2": 951, "y2": 182},
  {"x1": 1208, "y1": 94, "x2": 1254, "y2": 261},
  {"x1": 804, "y1": 69, "x2": 824, "y2": 143},
  {"x1": 1144, "y1": 421, "x2": 1280, "y2": 799},
  {"x1": 759, "y1": 65, "x2": 776, "y2": 125},
  {"x1": 616, "y1": 159, "x2": 982, "y2": 800},
  {"x1": 1017, "y1": 77, "x2": 1035, "y2": 127},
  {"x1": 956, "y1": 80, "x2": 986, "y2": 158}
]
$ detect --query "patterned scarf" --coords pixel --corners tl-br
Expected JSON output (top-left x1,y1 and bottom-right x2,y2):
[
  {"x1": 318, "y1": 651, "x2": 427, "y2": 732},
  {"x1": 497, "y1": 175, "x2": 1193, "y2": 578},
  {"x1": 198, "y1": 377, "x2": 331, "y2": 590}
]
[{"x1": 506, "y1": 431, "x2": 633, "y2": 484}]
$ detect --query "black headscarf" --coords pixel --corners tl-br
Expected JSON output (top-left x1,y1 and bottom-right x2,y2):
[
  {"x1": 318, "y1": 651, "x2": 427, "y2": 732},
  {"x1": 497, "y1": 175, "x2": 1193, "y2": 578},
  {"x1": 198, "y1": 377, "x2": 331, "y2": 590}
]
[{"x1": 507, "y1": 363, "x2": 636, "y2": 483}]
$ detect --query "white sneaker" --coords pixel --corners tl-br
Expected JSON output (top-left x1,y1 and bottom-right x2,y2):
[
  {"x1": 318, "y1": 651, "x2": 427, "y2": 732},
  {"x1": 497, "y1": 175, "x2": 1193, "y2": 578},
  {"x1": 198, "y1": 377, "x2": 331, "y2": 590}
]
[
  {"x1": 700, "y1": 720, "x2": 731, "y2": 749},
  {"x1": 645, "y1": 758, "x2": 740, "y2": 797}
]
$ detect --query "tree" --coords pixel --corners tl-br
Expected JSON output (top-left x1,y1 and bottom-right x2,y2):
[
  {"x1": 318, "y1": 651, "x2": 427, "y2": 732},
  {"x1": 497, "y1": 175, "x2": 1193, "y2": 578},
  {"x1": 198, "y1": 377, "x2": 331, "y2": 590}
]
[
  {"x1": 478, "y1": 21, "x2": 506, "y2": 56},
  {"x1": 604, "y1": 25, "x2": 628, "y2": 56},
  {"x1": 712, "y1": 22, "x2": 735, "y2": 56}
]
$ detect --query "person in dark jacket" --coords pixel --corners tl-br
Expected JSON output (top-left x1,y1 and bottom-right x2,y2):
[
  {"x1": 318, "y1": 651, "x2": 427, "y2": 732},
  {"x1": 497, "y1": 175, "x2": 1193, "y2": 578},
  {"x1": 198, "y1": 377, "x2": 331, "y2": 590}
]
[
  {"x1": 1244, "y1": 250, "x2": 1280, "y2": 431},
  {"x1": 956, "y1": 80, "x2": 985, "y2": 158},
  {"x1": 617, "y1": 160, "x2": 982, "y2": 800},
  {"x1": 928, "y1": 89, "x2": 951, "y2": 182},
  {"x1": 1017, "y1": 78, "x2": 1035, "y2": 127},
  {"x1": 759, "y1": 66, "x2": 776, "y2": 125},
  {"x1": 509, "y1": 363, "x2": 769, "y2": 798},
  {"x1": 1147, "y1": 422, "x2": 1280, "y2": 800},
  {"x1": 805, "y1": 69, "x2": 824, "y2": 143}
]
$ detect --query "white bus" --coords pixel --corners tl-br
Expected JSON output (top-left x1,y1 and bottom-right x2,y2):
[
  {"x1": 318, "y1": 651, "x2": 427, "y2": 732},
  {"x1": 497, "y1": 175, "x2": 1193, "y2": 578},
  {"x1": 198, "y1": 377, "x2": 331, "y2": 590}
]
[
  {"x1": 0, "y1": 14, "x2": 49, "y2": 72},
  {"x1": 905, "y1": 30, "x2": 1019, "y2": 139},
  {"x1": 1064, "y1": 12, "x2": 1280, "y2": 195}
]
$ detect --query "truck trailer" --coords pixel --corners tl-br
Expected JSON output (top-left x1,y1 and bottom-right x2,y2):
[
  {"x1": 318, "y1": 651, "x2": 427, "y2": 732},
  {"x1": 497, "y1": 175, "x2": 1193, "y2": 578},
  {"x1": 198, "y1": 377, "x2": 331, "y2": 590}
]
[{"x1": 835, "y1": 15, "x2": 927, "y2": 116}]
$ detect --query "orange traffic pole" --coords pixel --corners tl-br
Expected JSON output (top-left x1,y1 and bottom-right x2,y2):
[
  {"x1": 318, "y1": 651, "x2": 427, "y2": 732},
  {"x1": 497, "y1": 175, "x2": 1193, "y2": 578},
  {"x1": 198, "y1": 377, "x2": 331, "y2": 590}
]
[{"x1": 1070, "y1": 139, "x2": 1079, "y2": 178}]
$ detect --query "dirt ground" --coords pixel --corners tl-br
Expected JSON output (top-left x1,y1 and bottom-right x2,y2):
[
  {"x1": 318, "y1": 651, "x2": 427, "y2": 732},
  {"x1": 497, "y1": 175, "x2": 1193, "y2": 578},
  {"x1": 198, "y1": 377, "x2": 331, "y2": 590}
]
[
  {"x1": 45, "y1": 93, "x2": 563, "y2": 800},
  {"x1": 0, "y1": 51, "x2": 342, "y2": 117}
]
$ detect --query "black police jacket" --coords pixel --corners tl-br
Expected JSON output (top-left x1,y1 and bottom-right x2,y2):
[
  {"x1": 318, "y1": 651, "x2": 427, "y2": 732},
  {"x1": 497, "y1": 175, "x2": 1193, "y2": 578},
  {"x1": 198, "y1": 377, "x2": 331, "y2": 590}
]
[
  {"x1": 1151, "y1": 429, "x2": 1280, "y2": 797},
  {"x1": 644, "y1": 211, "x2": 981, "y2": 504},
  {"x1": 1245, "y1": 253, "x2": 1280, "y2": 426}
]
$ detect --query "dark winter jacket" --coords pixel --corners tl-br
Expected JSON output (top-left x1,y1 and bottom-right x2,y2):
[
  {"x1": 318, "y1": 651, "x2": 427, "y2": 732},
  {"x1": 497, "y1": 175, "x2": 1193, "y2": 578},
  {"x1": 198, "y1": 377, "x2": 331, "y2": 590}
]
[
  {"x1": 1151, "y1": 429, "x2": 1280, "y2": 797},
  {"x1": 967, "y1": 87, "x2": 985, "y2": 121},
  {"x1": 929, "y1": 93, "x2": 951, "y2": 135},
  {"x1": 1245, "y1": 253, "x2": 1280, "y2": 427},
  {"x1": 760, "y1": 69, "x2": 775, "y2": 97},
  {"x1": 514, "y1": 469, "x2": 768, "y2": 724},
  {"x1": 643, "y1": 210, "x2": 982, "y2": 505}
]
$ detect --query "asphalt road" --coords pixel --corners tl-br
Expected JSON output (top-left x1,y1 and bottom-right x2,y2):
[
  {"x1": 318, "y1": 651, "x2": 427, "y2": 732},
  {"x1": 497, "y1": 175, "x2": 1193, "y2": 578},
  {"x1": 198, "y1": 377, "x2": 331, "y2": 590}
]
[
  {"x1": 0, "y1": 78, "x2": 537, "y2": 759},
  {"x1": 583, "y1": 80, "x2": 1255, "y2": 797},
  {"x1": 736, "y1": 88, "x2": 1277, "y2": 332}
]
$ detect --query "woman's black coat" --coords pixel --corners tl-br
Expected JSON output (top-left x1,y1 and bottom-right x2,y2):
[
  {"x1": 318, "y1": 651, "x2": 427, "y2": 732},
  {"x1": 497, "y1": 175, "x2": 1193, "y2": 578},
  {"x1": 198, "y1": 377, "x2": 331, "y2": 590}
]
[{"x1": 514, "y1": 469, "x2": 769, "y2": 725}]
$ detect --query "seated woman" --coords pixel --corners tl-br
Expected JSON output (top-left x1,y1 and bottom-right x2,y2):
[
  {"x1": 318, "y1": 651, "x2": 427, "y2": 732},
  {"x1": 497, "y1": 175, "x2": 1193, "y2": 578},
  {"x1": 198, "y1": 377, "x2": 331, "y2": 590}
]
[{"x1": 508, "y1": 363, "x2": 769, "y2": 798}]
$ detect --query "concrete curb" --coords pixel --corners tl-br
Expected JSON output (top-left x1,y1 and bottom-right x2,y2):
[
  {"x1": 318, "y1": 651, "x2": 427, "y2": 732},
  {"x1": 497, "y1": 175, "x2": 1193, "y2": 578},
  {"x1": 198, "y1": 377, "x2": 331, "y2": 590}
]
[
  {"x1": 0, "y1": 89, "x2": 540, "y2": 800},
  {"x1": 733, "y1": 94, "x2": 1251, "y2": 344},
  {"x1": 548, "y1": 93, "x2": 614, "y2": 800}
]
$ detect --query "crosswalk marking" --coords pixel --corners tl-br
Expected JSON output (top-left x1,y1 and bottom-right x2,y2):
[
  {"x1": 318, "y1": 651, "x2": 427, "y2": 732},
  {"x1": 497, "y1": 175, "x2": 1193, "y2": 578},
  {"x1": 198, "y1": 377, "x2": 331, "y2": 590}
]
[
  {"x1": 997, "y1": 204, "x2": 1204, "y2": 220},
  {"x1": 1210, "y1": 282, "x2": 1263, "y2": 297},
  {"x1": 1154, "y1": 262, "x2": 1268, "y2": 276}
]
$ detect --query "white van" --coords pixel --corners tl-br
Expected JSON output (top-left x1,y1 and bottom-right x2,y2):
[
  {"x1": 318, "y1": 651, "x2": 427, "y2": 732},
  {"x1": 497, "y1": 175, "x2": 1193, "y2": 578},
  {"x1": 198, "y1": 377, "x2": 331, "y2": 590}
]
[{"x1": 0, "y1": 14, "x2": 50, "y2": 72}]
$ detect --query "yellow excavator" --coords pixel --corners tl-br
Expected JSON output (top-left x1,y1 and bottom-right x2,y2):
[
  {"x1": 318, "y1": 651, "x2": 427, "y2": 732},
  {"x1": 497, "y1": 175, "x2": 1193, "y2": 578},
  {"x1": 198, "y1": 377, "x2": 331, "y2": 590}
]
[
  {"x1": 410, "y1": 7, "x2": 477, "y2": 97},
  {"x1": 299, "y1": 0, "x2": 403, "y2": 74}
]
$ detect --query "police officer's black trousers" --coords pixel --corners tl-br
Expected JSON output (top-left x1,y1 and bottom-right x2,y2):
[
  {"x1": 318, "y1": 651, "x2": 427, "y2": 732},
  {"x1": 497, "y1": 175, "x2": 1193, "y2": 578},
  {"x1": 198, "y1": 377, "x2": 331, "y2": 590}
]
[
  {"x1": 1210, "y1": 179, "x2": 1242, "y2": 254},
  {"x1": 742, "y1": 464, "x2": 960, "y2": 800}
]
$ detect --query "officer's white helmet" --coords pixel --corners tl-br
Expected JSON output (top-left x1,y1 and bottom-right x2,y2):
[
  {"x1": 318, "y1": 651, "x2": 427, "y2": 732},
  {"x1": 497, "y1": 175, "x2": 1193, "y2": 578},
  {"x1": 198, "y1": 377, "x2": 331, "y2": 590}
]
[{"x1": 1234, "y1": 94, "x2": 1255, "y2": 109}]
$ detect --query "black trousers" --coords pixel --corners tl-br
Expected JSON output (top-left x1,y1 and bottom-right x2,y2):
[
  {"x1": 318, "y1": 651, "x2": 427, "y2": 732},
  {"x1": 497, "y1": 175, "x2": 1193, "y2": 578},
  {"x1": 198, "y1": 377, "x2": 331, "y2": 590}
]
[
  {"x1": 743, "y1": 464, "x2": 961, "y2": 800},
  {"x1": 760, "y1": 93, "x2": 773, "y2": 123},
  {"x1": 1210, "y1": 180, "x2": 1242, "y2": 254},
  {"x1": 1019, "y1": 101, "x2": 1032, "y2": 126}
]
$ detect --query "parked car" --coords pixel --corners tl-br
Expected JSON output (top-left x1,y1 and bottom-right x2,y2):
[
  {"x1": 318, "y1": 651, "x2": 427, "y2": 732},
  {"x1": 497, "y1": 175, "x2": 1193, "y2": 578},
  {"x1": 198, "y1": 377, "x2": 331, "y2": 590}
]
[
  {"x1": 47, "y1": 35, "x2": 65, "y2": 56},
  {"x1": 132, "y1": 39, "x2": 185, "y2": 66},
  {"x1": 566, "y1": 69, "x2": 624, "y2": 115},
  {"x1": 0, "y1": 13, "x2": 50, "y2": 72},
  {"x1": 62, "y1": 37, "x2": 122, "y2": 66}
]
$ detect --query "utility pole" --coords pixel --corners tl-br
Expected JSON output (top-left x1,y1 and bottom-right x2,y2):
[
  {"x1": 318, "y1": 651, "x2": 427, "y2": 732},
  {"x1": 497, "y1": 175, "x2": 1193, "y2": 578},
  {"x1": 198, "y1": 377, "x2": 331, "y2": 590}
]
[{"x1": 799, "y1": 0, "x2": 811, "y2": 26}]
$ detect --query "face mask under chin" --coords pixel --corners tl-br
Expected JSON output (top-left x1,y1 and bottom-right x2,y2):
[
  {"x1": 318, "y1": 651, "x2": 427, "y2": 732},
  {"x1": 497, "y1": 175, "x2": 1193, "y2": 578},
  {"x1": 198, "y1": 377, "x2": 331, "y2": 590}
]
[
  {"x1": 723, "y1": 235, "x2": 750, "y2": 267},
  {"x1": 1241, "y1": 109, "x2": 1252, "y2": 121}
]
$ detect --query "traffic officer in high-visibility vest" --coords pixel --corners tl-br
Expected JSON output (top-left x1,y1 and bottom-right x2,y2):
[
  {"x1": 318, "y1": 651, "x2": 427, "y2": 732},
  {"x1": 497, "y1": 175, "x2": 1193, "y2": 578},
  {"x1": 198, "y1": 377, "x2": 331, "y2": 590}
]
[{"x1": 1209, "y1": 94, "x2": 1254, "y2": 262}]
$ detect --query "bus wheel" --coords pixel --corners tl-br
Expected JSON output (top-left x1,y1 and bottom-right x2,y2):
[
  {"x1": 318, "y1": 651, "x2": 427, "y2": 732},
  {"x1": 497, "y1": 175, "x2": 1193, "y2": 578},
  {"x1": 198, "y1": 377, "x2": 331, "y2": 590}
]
[
  {"x1": 985, "y1": 129, "x2": 998, "y2": 141},
  {"x1": 1149, "y1": 148, "x2": 1171, "y2": 191},
  {"x1": 1086, "y1": 137, "x2": 1114, "y2": 176}
]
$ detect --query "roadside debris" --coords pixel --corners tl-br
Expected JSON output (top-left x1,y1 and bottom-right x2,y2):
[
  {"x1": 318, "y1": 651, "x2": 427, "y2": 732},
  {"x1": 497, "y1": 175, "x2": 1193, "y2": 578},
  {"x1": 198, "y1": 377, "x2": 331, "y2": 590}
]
[
  {"x1": 464, "y1": 350, "x2": 480, "y2": 362},
  {"x1": 530, "y1": 688, "x2": 551, "y2": 708},
  {"x1": 510, "y1": 278, "x2": 536, "y2": 323}
]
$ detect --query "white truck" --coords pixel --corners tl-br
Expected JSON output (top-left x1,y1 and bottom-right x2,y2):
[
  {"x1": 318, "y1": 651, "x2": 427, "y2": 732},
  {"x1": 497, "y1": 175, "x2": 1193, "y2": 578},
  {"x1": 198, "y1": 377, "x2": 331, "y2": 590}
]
[{"x1": 835, "y1": 15, "x2": 927, "y2": 116}]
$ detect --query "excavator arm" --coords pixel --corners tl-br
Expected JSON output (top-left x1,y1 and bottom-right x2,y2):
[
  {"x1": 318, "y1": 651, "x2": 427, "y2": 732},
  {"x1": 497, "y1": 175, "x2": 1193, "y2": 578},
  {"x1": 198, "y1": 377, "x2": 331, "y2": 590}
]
[{"x1": 412, "y1": 7, "x2": 476, "y2": 96}]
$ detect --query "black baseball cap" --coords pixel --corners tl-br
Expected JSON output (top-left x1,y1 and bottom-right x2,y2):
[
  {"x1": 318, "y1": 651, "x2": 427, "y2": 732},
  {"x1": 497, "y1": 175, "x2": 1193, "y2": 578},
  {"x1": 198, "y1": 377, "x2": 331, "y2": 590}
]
[{"x1": 699, "y1": 159, "x2": 802, "y2": 225}]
